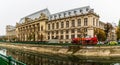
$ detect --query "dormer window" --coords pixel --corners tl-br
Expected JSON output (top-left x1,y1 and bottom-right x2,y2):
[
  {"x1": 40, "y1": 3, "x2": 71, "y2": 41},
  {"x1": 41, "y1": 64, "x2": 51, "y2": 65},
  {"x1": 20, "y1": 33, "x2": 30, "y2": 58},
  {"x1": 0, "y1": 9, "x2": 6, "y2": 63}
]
[
  {"x1": 64, "y1": 13, "x2": 66, "y2": 17},
  {"x1": 86, "y1": 8, "x2": 89, "y2": 11},
  {"x1": 80, "y1": 9, "x2": 83, "y2": 12},
  {"x1": 68, "y1": 12, "x2": 71, "y2": 15},
  {"x1": 54, "y1": 15, "x2": 56, "y2": 19},
  {"x1": 59, "y1": 14, "x2": 61, "y2": 18},
  {"x1": 74, "y1": 11, "x2": 76, "y2": 14},
  {"x1": 50, "y1": 16, "x2": 52, "y2": 19}
]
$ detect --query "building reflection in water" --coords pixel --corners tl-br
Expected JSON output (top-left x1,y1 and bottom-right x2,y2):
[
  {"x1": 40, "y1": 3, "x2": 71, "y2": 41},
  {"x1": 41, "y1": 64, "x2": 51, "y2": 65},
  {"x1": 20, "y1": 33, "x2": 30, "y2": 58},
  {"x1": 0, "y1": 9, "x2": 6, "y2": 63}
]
[{"x1": 2, "y1": 49, "x2": 120, "y2": 65}]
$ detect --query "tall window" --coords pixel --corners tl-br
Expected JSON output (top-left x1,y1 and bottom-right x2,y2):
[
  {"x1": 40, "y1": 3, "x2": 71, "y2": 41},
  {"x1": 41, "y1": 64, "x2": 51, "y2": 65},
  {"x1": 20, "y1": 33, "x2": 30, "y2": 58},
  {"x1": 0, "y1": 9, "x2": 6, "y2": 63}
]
[
  {"x1": 37, "y1": 23, "x2": 40, "y2": 31},
  {"x1": 77, "y1": 29, "x2": 81, "y2": 33},
  {"x1": 84, "y1": 18, "x2": 88, "y2": 26},
  {"x1": 48, "y1": 24, "x2": 50, "y2": 30},
  {"x1": 66, "y1": 21, "x2": 69, "y2": 28},
  {"x1": 56, "y1": 31, "x2": 58, "y2": 34},
  {"x1": 52, "y1": 23, "x2": 54, "y2": 29},
  {"x1": 96, "y1": 19, "x2": 98, "y2": 26},
  {"x1": 56, "y1": 22, "x2": 59, "y2": 29},
  {"x1": 41, "y1": 26, "x2": 43, "y2": 31},
  {"x1": 60, "y1": 35, "x2": 63, "y2": 39},
  {"x1": 71, "y1": 20, "x2": 75, "y2": 27},
  {"x1": 61, "y1": 22, "x2": 64, "y2": 28},
  {"x1": 71, "y1": 29, "x2": 75, "y2": 33},
  {"x1": 77, "y1": 34, "x2": 81, "y2": 38},
  {"x1": 66, "y1": 35, "x2": 69, "y2": 39},
  {"x1": 52, "y1": 36, "x2": 54, "y2": 39},
  {"x1": 48, "y1": 36, "x2": 50, "y2": 39},
  {"x1": 77, "y1": 19, "x2": 81, "y2": 26},
  {"x1": 84, "y1": 28, "x2": 87, "y2": 32},
  {"x1": 93, "y1": 18, "x2": 95, "y2": 26},
  {"x1": 61, "y1": 30, "x2": 63, "y2": 34},
  {"x1": 71, "y1": 35, "x2": 75, "y2": 38},
  {"x1": 48, "y1": 32, "x2": 50, "y2": 35},
  {"x1": 52, "y1": 31, "x2": 54, "y2": 35},
  {"x1": 66, "y1": 30, "x2": 69, "y2": 33},
  {"x1": 56, "y1": 36, "x2": 59, "y2": 39}
]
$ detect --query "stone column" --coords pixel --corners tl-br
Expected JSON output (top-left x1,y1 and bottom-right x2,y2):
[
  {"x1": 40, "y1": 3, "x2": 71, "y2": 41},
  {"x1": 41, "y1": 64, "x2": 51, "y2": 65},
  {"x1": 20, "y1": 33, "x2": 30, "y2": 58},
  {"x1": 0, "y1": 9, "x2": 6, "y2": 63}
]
[
  {"x1": 88, "y1": 15, "x2": 93, "y2": 26},
  {"x1": 63, "y1": 30, "x2": 65, "y2": 43},
  {"x1": 88, "y1": 27, "x2": 94, "y2": 37},
  {"x1": 81, "y1": 16, "x2": 84, "y2": 26},
  {"x1": 75, "y1": 29, "x2": 77, "y2": 38}
]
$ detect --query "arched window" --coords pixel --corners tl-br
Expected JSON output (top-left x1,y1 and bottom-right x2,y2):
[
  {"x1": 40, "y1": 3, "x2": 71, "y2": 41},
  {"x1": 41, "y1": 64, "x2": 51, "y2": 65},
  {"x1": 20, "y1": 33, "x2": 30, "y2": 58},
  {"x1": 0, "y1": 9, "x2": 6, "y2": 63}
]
[
  {"x1": 52, "y1": 23, "x2": 54, "y2": 29},
  {"x1": 84, "y1": 18, "x2": 88, "y2": 26},
  {"x1": 93, "y1": 18, "x2": 95, "y2": 26},
  {"x1": 66, "y1": 21, "x2": 69, "y2": 28},
  {"x1": 61, "y1": 22, "x2": 64, "y2": 28},
  {"x1": 48, "y1": 24, "x2": 50, "y2": 30},
  {"x1": 41, "y1": 26, "x2": 43, "y2": 31},
  {"x1": 56, "y1": 22, "x2": 59, "y2": 29},
  {"x1": 71, "y1": 20, "x2": 75, "y2": 27},
  {"x1": 78, "y1": 19, "x2": 81, "y2": 26}
]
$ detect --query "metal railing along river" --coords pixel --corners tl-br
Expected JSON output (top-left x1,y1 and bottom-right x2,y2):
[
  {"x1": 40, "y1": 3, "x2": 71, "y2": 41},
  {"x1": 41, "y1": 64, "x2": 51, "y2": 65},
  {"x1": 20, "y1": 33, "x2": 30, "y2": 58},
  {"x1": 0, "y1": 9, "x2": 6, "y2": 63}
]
[{"x1": 0, "y1": 53, "x2": 26, "y2": 65}]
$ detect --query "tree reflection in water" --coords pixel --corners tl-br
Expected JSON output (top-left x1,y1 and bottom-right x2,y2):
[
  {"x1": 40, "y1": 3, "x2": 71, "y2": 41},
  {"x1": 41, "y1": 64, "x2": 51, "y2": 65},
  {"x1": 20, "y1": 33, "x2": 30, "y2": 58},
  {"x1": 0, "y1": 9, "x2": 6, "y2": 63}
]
[{"x1": 2, "y1": 49, "x2": 120, "y2": 65}]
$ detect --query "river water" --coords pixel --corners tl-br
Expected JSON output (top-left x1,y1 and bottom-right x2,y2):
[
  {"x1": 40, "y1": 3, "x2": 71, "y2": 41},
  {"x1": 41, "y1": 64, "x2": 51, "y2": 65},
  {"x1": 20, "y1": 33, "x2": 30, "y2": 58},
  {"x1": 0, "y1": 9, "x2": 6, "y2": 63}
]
[{"x1": 1, "y1": 49, "x2": 120, "y2": 65}]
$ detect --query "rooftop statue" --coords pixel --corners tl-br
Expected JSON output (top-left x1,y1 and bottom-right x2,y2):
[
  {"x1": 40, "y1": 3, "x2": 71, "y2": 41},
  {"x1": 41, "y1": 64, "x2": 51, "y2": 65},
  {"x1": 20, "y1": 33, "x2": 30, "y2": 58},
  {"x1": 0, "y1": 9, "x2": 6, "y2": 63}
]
[{"x1": 39, "y1": 13, "x2": 47, "y2": 20}]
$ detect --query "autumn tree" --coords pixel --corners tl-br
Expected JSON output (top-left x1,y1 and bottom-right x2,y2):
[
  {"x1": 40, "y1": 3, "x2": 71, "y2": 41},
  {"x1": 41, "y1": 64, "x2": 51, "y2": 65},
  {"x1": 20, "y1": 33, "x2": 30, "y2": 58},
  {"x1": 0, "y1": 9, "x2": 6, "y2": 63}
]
[
  {"x1": 104, "y1": 23, "x2": 113, "y2": 37},
  {"x1": 94, "y1": 28, "x2": 106, "y2": 41},
  {"x1": 116, "y1": 20, "x2": 120, "y2": 40},
  {"x1": 116, "y1": 27, "x2": 120, "y2": 40}
]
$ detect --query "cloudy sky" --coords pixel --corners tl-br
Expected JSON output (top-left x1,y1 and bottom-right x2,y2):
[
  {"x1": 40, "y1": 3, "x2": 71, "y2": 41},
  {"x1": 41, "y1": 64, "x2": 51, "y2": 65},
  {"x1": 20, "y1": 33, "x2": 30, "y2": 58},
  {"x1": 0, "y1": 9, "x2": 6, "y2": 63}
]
[{"x1": 0, "y1": 0, "x2": 120, "y2": 35}]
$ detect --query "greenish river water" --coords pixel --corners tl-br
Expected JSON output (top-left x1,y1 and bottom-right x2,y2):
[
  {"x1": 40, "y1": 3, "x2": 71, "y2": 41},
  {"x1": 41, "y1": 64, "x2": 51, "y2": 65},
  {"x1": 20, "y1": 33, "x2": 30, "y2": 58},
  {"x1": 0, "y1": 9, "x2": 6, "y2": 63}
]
[{"x1": 1, "y1": 49, "x2": 120, "y2": 65}]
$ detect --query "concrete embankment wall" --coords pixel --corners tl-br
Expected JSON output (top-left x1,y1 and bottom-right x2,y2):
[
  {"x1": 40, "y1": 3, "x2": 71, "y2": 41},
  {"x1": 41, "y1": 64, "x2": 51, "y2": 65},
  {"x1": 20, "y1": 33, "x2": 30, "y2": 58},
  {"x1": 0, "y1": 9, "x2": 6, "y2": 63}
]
[{"x1": 0, "y1": 43, "x2": 120, "y2": 57}]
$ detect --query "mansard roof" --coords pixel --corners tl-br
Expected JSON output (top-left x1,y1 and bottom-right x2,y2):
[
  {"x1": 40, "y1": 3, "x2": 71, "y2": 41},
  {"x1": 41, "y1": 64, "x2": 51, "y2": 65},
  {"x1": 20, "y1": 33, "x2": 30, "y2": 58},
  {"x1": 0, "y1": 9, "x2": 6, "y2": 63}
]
[
  {"x1": 19, "y1": 6, "x2": 96, "y2": 24},
  {"x1": 19, "y1": 8, "x2": 50, "y2": 24},
  {"x1": 49, "y1": 6, "x2": 92, "y2": 20}
]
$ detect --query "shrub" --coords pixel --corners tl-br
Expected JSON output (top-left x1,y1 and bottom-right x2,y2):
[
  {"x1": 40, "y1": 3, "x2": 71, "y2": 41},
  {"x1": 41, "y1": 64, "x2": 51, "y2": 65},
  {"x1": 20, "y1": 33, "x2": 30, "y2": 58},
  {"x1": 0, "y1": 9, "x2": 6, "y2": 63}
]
[{"x1": 108, "y1": 41, "x2": 118, "y2": 45}]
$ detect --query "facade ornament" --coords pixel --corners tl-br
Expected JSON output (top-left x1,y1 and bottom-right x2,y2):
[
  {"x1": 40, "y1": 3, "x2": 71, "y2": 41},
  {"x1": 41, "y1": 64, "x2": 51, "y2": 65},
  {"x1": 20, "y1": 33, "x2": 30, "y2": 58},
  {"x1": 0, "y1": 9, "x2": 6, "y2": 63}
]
[
  {"x1": 39, "y1": 13, "x2": 47, "y2": 20},
  {"x1": 34, "y1": 18, "x2": 38, "y2": 21},
  {"x1": 24, "y1": 17, "x2": 29, "y2": 23},
  {"x1": 16, "y1": 23, "x2": 19, "y2": 26},
  {"x1": 25, "y1": 17, "x2": 33, "y2": 23},
  {"x1": 89, "y1": 9, "x2": 94, "y2": 13}
]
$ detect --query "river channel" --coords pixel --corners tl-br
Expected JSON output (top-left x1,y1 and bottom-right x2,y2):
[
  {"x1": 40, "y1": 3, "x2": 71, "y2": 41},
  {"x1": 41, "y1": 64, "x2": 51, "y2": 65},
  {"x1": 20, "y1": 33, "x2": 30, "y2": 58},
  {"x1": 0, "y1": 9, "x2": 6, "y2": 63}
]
[{"x1": 0, "y1": 48, "x2": 120, "y2": 65}]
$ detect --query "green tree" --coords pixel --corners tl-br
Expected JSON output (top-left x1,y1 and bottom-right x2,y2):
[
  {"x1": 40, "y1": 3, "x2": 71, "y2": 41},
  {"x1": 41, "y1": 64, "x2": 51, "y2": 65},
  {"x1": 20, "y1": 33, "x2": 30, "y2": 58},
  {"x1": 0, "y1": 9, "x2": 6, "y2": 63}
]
[
  {"x1": 104, "y1": 23, "x2": 113, "y2": 37},
  {"x1": 116, "y1": 20, "x2": 120, "y2": 40},
  {"x1": 94, "y1": 28, "x2": 106, "y2": 41},
  {"x1": 118, "y1": 20, "x2": 120, "y2": 28},
  {"x1": 116, "y1": 27, "x2": 120, "y2": 40}
]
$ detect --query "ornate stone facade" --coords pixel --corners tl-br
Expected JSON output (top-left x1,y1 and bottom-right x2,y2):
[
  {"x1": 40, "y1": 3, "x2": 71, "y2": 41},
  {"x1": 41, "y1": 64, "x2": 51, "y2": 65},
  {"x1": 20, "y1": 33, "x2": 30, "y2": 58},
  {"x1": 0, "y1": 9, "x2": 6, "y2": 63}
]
[
  {"x1": 16, "y1": 6, "x2": 102, "y2": 43},
  {"x1": 6, "y1": 25, "x2": 16, "y2": 41}
]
